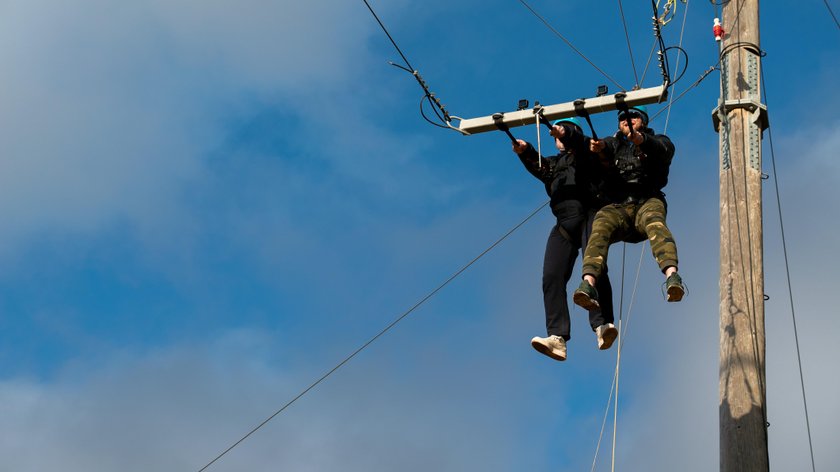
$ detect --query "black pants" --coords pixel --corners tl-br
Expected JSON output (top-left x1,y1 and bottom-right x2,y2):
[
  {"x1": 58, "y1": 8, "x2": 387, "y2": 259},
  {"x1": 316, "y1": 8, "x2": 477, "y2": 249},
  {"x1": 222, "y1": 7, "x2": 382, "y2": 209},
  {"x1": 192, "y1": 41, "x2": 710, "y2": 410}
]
[{"x1": 543, "y1": 206, "x2": 614, "y2": 341}]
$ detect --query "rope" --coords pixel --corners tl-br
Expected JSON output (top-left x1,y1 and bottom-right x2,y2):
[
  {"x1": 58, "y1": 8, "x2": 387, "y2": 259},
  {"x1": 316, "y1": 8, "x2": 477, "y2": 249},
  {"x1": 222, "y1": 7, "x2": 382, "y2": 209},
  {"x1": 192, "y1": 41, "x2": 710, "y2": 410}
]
[
  {"x1": 515, "y1": 0, "x2": 626, "y2": 91},
  {"x1": 195, "y1": 201, "x2": 550, "y2": 471},
  {"x1": 611, "y1": 243, "x2": 646, "y2": 472},
  {"x1": 761, "y1": 67, "x2": 817, "y2": 472},
  {"x1": 610, "y1": 244, "x2": 628, "y2": 472},
  {"x1": 617, "y1": 0, "x2": 641, "y2": 87},
  {"x1": 590, "y1": 242, "x2": 647, "y2": 472},
  {"x1": 591, "y1": 243, "x2": 625, "y2": 472},
  {"x1": 611, "y1": 327, "x2": 621, "y2": 472}
]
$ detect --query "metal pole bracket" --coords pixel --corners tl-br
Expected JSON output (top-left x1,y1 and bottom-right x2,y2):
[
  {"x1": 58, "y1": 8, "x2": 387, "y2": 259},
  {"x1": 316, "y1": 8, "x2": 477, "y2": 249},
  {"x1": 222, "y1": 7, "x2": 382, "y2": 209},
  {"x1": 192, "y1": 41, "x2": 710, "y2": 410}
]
[{"x1": 712, "y1": 99, "x2": 769, "y2": 133}]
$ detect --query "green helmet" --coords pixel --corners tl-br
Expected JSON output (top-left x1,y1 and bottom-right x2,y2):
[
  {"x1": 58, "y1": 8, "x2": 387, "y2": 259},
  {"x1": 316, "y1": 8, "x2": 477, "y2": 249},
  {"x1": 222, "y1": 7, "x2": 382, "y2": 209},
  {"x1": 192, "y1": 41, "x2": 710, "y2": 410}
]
[{"x1": 617, "y1": 105, "x2": 649, "y2": 125}]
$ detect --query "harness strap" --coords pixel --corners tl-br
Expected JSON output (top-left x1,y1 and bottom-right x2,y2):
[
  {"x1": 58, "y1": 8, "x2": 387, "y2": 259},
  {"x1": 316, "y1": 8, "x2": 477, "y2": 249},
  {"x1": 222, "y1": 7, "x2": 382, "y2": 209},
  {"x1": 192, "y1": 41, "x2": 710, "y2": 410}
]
[
  {"x1": 533, "y1": 104, "x2": 554, "y2": 132},
  {"x1": 573, "y1": 99, "x2": 599, "y2": 141},
  {"x1": 554, "y1": 223, "x2": 577, "y2": 247},
  {"x1": 614, "y1": 92, "x2": 632, "y2": 132},
  {"x1": 492, "y1": 112, "x2": 518, "y2": 144}
]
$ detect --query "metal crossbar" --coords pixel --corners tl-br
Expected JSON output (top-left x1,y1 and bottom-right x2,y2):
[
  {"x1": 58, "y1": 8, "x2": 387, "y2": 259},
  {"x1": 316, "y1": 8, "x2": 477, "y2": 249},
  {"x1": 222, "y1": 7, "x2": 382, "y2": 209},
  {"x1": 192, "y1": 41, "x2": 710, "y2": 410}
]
[{"x1": 454, "y1": 85, "x2": 668, "y2": 135}]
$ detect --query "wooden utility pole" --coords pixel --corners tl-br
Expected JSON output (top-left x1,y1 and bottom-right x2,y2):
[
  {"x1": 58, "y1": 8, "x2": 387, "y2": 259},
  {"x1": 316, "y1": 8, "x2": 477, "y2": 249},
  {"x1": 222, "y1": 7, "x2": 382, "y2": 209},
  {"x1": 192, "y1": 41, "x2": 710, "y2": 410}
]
[{"x1": 714, "y1": 0, "x2": 770, "y2": 470}]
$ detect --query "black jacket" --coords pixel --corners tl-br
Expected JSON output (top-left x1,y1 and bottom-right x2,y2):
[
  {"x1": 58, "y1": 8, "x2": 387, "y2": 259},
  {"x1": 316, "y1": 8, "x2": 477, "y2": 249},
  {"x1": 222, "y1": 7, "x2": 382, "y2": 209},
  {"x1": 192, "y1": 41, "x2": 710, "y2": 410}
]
[
  {"x1": 517, "y1": 124, "x2": 607, "y2": 217},
  {"x1": 598, "y1": 128, "x2": 675, "y2": 203}
]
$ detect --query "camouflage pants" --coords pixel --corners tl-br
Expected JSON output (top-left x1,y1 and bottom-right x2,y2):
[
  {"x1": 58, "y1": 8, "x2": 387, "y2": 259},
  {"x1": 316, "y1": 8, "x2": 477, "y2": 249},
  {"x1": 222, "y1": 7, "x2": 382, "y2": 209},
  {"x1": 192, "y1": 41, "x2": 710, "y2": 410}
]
[{"x1": 581, "y1": 197, "x2": 678, "y2": 279}]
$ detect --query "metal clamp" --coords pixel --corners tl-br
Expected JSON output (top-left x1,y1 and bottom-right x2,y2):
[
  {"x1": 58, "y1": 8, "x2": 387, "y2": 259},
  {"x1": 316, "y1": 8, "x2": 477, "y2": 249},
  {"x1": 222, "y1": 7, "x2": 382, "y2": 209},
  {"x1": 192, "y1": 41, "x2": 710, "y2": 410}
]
[{"x1": 711, "y1": 99, "x2": 769, "y2": 133}]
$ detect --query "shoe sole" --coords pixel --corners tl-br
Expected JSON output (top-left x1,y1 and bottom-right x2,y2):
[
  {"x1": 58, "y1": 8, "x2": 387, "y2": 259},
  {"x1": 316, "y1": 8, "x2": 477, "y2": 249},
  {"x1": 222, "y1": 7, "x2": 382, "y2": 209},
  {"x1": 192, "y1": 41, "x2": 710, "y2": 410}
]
[
  {"x1": 598, "y1": 326, "x2": 618, "y2": 350},
  {"x1": 531, "y1": 339, "x2": 567, "y2": 361},
  {"x1": 667, "y1": 285, "x2": 684, "y2": 302},
  {"x1": 573, "y1": 290, "x2": 600, "y2": 310}
]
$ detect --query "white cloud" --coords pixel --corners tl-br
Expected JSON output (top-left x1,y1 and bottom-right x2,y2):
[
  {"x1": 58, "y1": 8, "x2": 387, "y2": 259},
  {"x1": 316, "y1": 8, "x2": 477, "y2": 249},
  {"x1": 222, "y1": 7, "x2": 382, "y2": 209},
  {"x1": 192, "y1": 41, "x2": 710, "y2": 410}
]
[
  {"x1": 0, "y1": 329, "x2": 531, "y2": 472},
  {"x1": 0, "y1": 0, "x2": 382, "y2": 254}
]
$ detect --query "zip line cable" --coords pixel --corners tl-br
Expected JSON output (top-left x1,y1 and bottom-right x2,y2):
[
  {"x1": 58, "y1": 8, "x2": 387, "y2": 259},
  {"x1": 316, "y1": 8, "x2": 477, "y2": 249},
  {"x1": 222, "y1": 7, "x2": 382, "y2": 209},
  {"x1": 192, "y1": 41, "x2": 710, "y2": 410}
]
[
  {"x1": 618, "y1": 0, "x2": 641, "y2": 87},
  {"x1": 761, "y1": 67, "x2": 817, "y2": 472},
  {"x1": 362, "y1": 0, "x2": 415, "y2": 73},
  {"x1": 639, "y1": 37, "x2": 660, "y2": 86},
  {"x1": 195, "y1": 201, "x2": 550, "y2": 472},
  {"x1": 822, "y1": 0, "x2": 840, "y2": 29},
  {"x1": 362, "y1": 0, "x2": 453, "y2": 127},
  {"x1": 516, "y1": 0, "x2": 627, "y2": 91},
  {"x1": 663, "y1": 0, "x2": 691, "y2": 130},
  {"x1": 519, "y1": 0, "x2": 670, "y2": 91},
  {"x1": 649, "y1": 65, "x2": 716, "y2": 121}
]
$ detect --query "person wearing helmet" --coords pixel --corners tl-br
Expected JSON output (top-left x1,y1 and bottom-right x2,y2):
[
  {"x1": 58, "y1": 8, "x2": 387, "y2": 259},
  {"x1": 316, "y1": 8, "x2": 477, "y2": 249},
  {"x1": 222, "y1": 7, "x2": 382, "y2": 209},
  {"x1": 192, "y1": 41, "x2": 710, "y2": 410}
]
[
  {"x1": 573, "y1": 105, "x2": 686, "y2": 311},
  {"x1": 512, "y1": 117, "x2": 617, "y2": 362}
]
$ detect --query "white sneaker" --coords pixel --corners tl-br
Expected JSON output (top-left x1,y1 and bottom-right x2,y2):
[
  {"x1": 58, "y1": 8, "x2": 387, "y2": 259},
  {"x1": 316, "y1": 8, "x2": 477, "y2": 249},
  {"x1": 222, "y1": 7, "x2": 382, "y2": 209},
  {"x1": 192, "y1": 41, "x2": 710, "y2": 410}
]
[
  {"x1": 530, "y1": 335, "x2": 567, "y2": 361},
  {"x1": 595, "y1": 323, "x2": 618, "y2": 350}
]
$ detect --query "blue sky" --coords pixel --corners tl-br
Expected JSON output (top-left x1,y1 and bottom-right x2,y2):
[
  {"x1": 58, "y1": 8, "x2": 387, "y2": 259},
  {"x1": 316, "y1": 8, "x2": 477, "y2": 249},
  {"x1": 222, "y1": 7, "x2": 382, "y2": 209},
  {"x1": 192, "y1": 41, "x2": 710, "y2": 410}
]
[{"x1": 0, "y1": 0, "x2": 837, "y2": 470}]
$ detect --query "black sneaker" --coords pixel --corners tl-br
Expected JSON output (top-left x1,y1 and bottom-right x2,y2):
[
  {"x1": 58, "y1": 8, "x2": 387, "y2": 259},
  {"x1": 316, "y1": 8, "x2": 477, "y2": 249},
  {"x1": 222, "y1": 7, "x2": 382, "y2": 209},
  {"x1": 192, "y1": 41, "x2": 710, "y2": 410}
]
[
  {"x1": 665, "y1": 273, "x2": 685, "y2": 302},
  {"x1": 573, "y1": 279, "x2": 600, "y2": 310}
]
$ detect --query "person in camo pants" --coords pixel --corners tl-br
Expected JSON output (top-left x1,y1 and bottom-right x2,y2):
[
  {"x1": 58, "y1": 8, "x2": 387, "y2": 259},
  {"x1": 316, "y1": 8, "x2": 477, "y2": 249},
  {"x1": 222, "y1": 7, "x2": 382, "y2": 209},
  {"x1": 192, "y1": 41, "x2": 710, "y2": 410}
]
[{"x1": 572, "y1": 105, "x2": 687, "y2": 310}]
